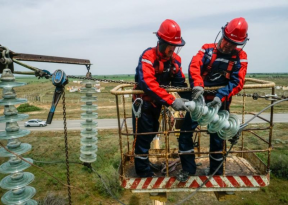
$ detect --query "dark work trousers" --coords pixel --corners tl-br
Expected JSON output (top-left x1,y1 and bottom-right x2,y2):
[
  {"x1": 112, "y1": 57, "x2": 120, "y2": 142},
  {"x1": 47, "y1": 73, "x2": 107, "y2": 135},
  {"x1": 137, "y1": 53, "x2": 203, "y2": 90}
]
[
  {"x1": 132, "y1": 100, "x2": 162, "y2": 177},
  {"x1": 179, "y1": 97, "x2": 231, "y2": 175}
]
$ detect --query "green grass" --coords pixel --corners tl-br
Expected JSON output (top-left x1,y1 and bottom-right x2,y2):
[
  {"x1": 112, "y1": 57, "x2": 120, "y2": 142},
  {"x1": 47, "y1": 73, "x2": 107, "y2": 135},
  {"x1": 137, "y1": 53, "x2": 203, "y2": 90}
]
[{"x1": 0, "y1": 123, "x2": 287, "y2": 204}]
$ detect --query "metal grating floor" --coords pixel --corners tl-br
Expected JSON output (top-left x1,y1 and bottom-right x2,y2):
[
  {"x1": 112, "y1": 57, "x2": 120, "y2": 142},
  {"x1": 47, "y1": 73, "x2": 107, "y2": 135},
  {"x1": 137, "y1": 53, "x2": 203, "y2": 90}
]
[{"x1": 124, "y1": 156, "x2": 261, "y2": 178}]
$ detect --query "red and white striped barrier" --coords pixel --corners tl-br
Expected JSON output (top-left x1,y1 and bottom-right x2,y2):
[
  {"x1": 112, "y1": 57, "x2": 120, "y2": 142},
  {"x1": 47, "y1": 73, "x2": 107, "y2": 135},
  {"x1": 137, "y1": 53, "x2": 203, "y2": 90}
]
[{"x1": 121, "y1": 174, "x2": 270, "y2": 190}]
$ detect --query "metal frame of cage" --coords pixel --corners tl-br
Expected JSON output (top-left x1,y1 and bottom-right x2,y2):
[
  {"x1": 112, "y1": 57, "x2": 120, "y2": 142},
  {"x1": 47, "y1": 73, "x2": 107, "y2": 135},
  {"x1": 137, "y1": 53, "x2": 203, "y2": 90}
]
[{"x1": 110, "y1": 78, "x2": 275, "y2": 193}]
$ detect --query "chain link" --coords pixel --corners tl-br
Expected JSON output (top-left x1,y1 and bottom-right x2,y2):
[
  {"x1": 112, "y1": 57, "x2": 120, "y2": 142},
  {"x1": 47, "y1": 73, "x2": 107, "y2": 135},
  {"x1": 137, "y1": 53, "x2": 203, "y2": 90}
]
[{"x1": 62, "y1": 90, "x2": 72, "y2": 205}]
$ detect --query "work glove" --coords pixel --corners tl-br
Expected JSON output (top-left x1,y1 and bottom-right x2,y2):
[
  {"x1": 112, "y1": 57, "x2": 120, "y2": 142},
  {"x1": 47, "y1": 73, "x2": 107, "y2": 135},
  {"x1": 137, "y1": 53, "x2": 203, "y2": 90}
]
[
  {"x1": 191, "y1": 86, "x2": 204, "y2": 100},
  {"x1": 171, "y1": 98, "x2": 189, "y2": 111},
  {"x1": 207, "y1": 96, "x2": 222, "y2": 108}
]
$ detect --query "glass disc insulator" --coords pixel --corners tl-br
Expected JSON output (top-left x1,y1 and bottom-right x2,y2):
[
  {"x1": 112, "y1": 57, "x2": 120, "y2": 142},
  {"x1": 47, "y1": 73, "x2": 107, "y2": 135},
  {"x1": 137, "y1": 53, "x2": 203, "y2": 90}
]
[
  {"x1": 80, "y1": 87, "x2": 97, "y2": 94},
  {"x1": 0, "y1": 114, "x2": 29, "y2": 123},
  {"x1": 0, "y1": 143, "x2": 32, "y2": 157},
  {"x1": 198, "y1": 106, "x2": 219, "y2": 126},
  {"x1": 0, "y1": 98, "x2": 27, "y2": 106},
  {"x1": 0, "y1": 129, "x2": 30, "y2": 140},
  {"x1": 81, "y1": 112, "x2": 98, "y2": 120},
  {"x1": 207, "y1": 110, "x2": 229, "y2": 133},
  {"x1": 191, "y1": 95, "x2": 205, "y2": 121},
  {"x1": 80, "y1": 153, "x2": 97, "y2": 163},
  {"x1": 81, "y1": 96, "x2": 97, "y2": 102},
  {"x1": 81, "y1": 104, "x2": 97, "y2": 111},
  {"x1": 81, "y1": 121, "x2": 97, "y2": 129},
  {"x1": 80, "y1": 145, "x2": 98, "y2": 154},
  {"x1": 0, "y1": 172, "x2": 34, "y2": 190},
  {"x1": 81, "y1": 136, "x2": 98, "y2": 145},
  {"x1": 1, "y1": 186, "x2": 36, "y2": 205},
  {"x1": 0, "y1": 81, "x2": 26, "y2": 88},
  {"x1": 0, "y1": 158, "x2": 33, "y2": 174},
  {"x1": 217, "y1": 114, "x2": 240, "y2": 140}
]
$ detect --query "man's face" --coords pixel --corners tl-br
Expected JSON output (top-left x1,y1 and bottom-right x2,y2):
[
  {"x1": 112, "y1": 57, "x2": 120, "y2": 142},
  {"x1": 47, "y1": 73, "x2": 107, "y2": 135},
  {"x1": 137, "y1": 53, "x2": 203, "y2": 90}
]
[
  {"x1": 218, "y1": 38, "x2": 237, "y2": 54},
  {"x1": 164, "y1": 45, "x2": 176, "y2": 57}
]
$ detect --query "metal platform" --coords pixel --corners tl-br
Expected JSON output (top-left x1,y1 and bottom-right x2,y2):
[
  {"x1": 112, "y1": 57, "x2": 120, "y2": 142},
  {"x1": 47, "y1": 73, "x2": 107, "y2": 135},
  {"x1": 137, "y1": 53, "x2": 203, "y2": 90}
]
[
  {"x1": 111, "y1": 79, "x2": 275, "y2": 194},
  {"x1": 120, "y1": 149, "x2": 269, "y2": 193}
]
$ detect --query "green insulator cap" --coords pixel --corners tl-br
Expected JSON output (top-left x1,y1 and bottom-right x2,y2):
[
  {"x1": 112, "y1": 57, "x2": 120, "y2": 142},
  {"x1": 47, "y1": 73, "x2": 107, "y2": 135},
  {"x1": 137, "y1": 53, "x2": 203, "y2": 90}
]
[
  {"x1": 81, "y1": 136, "x2": 98, "y2": 145},
  {"x1": 80, "y1": 145, "x2": 98, "y2": 154},
  {"x1": 81, "y1": 112, "x2": 98, "y2": 120},
  {"x1": 0, "y1": 82, "x2": 26, "y2": 88},
  {"x1": 80, "y1": 153, "x2": 97, "y2": 163},
  {"x1": 0, "y1": 143, "x2": 32, "y2": 157},
  {"x1": 0, "y1": 172, "x2": 34, "y2": 190},
  {"x1": 0, "y1": 158, "x2": 33, "y2": 174},
  {"x1": 0, "y1": 114, "x2": 29, "y2": 123},
  {"x1": 1, "y1": 186, "x2": 36, "y2": 205},
  {"x1": 0, "y1": 98, "x2": 27, "y2": 106},
  {"x1": 0, "y1": 129, "x2": 30, "y2": 140},
  {"x1": 81, "y1": 104, "x2": 97, "y2": 111}
]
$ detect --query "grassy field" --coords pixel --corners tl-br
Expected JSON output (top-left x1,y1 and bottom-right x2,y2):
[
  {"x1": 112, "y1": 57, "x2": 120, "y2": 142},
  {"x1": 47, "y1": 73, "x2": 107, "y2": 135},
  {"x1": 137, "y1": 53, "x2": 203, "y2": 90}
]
[
  {"x1": 4, "y1": 74, "x2": 288, "y2": 121},
  {"x1": 0, "y1": 124, "x2": 287, "y2": 205}
]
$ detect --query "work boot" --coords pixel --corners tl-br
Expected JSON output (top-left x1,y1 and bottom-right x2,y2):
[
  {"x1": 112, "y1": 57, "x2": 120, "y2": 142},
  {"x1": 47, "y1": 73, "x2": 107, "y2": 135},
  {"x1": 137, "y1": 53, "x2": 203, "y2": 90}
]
[{"x1": 176, "y1": 170, "x2": 191, "y2": 182}]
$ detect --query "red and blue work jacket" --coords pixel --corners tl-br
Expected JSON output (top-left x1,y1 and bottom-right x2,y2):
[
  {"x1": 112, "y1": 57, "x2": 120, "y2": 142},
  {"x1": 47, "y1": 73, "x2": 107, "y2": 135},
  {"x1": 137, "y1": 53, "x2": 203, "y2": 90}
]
[
  {"x1": 134, "y1": 47, "x2": 186, "y2": 106},
  {"x1": 189, "y1": 43, "x2": 248, "y2": 102}
]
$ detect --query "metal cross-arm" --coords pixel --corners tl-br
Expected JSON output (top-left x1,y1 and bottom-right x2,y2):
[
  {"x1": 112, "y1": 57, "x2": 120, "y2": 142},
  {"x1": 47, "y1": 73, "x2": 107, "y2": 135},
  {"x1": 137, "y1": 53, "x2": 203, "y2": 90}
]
[{"x1": 0, "y1": 45, "x2": 91, "y2": 73}]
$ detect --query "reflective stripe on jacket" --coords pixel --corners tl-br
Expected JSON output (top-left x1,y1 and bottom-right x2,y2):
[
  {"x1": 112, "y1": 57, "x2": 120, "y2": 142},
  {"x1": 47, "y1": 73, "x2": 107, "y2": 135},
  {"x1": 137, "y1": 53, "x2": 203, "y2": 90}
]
[{"x1": 135, "y1": 47, "x2": 186, "y2": 106}]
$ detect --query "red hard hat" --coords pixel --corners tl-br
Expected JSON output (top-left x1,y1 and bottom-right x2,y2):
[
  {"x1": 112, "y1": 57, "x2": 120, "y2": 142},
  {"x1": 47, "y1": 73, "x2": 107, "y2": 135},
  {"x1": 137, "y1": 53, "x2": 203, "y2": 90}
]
[
  {"x1": 156, "y1": 19, "x2": 185, "y2": 46},
  {"x1": 222, "y1": 17, "x2": 248, "y2": 45}
]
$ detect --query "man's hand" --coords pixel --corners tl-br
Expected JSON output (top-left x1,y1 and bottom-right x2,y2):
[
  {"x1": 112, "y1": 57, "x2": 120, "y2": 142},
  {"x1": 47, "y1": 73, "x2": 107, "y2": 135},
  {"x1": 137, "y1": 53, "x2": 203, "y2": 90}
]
[
  {"x1": 191, "y1": 86, "x2": 204, "y2": 100},
  {"x1": 171, "y1": 98, "x2": 189, "y2": 111},
  {"x1": 207, "y1": 96, "x2": 222, "y2": 108}
]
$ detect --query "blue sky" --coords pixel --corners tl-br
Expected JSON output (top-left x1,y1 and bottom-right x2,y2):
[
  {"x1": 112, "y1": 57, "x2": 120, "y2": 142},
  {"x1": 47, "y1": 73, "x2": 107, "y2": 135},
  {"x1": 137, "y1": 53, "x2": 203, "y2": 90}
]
[{"x1": 1, "y1": 0, "x2": 288, "y2": 75}]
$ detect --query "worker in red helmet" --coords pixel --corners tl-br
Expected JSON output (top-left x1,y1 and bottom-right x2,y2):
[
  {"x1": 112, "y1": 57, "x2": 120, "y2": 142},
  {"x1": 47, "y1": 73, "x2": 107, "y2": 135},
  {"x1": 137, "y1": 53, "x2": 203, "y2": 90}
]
[
  {"x1": 177, "y1": 17, "x2": 249, "y2": 182},
  {"x1": 133, "y1": 19, "x2": 188, "y2": 177}
]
